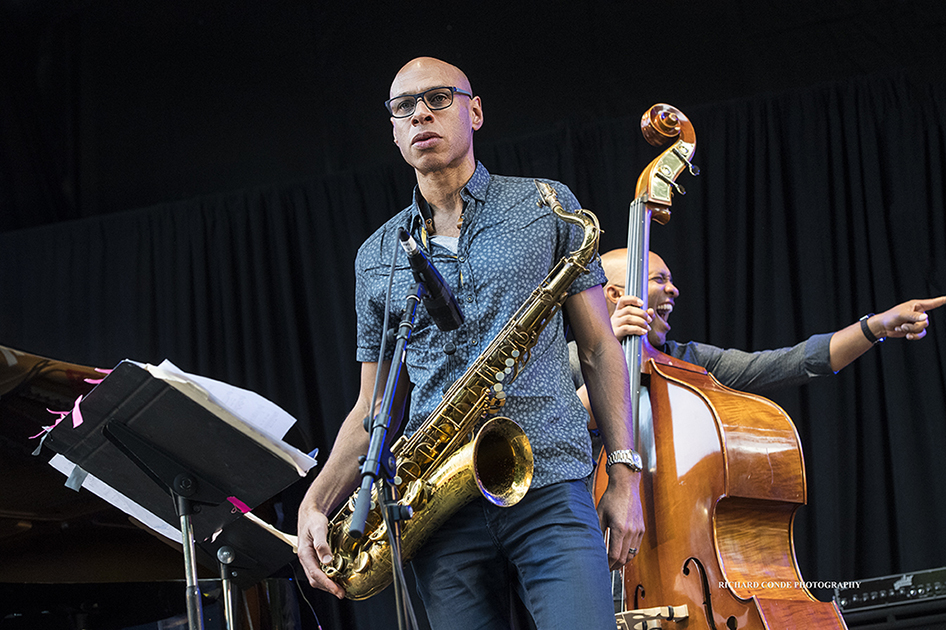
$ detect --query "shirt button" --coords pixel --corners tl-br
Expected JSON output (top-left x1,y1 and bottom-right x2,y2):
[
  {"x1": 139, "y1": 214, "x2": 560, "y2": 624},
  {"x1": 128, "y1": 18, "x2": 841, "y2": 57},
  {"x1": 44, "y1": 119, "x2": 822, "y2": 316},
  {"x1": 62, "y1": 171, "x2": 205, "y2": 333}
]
[
  {"x1": 472, "y1": 339, "x2": 478, "y2": 346},
  {"x1": 458, "y1": 256, "x2": 466, "y2": 263}
]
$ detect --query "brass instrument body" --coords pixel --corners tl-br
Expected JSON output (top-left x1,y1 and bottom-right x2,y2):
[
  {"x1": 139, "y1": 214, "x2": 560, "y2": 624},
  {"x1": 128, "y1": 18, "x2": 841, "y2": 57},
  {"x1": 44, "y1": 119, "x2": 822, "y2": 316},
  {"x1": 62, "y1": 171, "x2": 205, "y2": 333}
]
[{"x1": 324, "y1": 181, "x2": 601, "y2": 600}]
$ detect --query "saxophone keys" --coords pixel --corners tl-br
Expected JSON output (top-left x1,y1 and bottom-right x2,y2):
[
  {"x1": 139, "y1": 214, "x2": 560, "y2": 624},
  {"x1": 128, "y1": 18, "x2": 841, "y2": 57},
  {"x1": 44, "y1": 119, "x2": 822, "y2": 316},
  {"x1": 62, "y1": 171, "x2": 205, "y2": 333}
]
[
  {"x1": 415, "y1": 444, "x2": 438, "y2": 465},
  {"x1": 353, "y1": 550, "x2": 371, "y2": 574},
  {"x1": 322, "y1": 553, "x2": 347, "y2": 578},
  {"x1": 367, "y1": 522, "x2": 388, "y2": 542}
]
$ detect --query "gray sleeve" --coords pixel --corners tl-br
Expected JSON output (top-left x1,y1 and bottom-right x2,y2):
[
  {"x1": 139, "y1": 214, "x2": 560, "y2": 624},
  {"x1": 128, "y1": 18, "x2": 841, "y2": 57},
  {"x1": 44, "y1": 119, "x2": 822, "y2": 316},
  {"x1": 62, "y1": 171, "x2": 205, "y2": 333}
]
[
  {"x1": 663, "y1": 333, "x2": 834, "y2": 394},
  {"x1": 568, "y1": 340, "x2": 585, "y2": 390}
]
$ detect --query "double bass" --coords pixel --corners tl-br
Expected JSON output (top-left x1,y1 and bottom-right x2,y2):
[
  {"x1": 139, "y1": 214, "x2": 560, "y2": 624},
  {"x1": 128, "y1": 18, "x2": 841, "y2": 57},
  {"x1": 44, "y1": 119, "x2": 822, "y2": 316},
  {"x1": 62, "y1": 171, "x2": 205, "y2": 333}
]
[{"x1": 592, "y1": 105, "x2": 848, "y2": 629}]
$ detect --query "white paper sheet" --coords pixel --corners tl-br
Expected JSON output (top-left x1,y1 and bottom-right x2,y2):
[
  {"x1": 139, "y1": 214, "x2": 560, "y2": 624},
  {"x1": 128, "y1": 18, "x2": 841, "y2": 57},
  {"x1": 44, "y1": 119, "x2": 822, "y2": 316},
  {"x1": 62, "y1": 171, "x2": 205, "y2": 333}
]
[
  {"x1": 152, "y1": 359, "x2": 296, "y2": 441},
  {"x1": 49, "y1": 453, "x2": 183, "y2": 543}
]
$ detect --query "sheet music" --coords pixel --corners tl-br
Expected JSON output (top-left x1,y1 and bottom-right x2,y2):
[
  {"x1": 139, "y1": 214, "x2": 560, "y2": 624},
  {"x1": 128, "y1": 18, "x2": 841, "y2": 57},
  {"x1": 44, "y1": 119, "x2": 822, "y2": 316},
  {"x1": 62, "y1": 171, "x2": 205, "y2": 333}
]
[
  {"x1": 50, "y1": 453, "x2": 304, "y2": 551},
  {"x1": 137, "y1": 360, "x2": 317, "y2": 474},
  {"x1": 150, "y1": 359, "x2": 295, "y2": 440},
  {"x1": 46, "y1": 359, "x2": 319, "y2": 544},
  {"x1": 48, "y1": 453, "x2": 184, "y2": 543}
]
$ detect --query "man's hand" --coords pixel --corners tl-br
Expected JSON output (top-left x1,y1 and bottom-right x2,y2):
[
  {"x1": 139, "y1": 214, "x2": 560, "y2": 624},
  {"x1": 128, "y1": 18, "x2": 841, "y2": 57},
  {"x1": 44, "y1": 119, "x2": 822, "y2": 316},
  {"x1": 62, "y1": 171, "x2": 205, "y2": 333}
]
[
  {"x1": 873, "y1": 296, "x2": 946, "y2": 341},
  {"x1": 611, "y1": 294, "x2": 652, "y2": 341},
  {"x1": 596, "y1": 465, "x2": 645, "y2": 570},
  {"x1": 297, "y1": 498, "x2": 347, "y2": 599},
  {"x1": 832, "y1": 295, "x2": 945, "y2": 372}
]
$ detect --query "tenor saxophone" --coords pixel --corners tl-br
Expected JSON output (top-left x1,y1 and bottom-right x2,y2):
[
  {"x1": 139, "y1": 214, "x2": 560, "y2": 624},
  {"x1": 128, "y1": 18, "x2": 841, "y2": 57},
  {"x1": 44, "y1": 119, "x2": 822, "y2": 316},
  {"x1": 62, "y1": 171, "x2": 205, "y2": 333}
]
[{"x1": 323, "y1": 181, "x2": 601, "y2": 600}]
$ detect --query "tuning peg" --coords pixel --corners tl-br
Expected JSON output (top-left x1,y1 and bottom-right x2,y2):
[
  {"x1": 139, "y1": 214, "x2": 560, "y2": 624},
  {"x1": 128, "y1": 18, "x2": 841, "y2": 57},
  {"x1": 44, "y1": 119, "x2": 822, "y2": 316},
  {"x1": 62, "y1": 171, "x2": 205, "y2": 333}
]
[
  {"x1": 656, "y1": 172, "x2": 686, "y2": 196},
  {"x1": 672, "y1": 148, "x2": 700, "y2": 176}
]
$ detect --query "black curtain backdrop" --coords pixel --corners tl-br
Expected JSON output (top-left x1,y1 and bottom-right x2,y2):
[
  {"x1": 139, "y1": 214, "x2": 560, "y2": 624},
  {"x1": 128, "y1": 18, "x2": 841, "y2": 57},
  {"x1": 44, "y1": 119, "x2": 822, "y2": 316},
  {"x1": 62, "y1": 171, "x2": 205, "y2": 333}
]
[{"x1": 2, "y1": 71, "x2": 945, "y2": 628}]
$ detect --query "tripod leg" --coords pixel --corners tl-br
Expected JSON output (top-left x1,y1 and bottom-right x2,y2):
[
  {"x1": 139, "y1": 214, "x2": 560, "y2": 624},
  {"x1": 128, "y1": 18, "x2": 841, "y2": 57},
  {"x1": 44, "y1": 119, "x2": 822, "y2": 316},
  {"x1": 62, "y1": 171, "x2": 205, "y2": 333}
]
[
  {"x1": 217, "y1": 546, "x2": 238, "y2": 630},
  {"x1": 178, "y1": 495, "x2": 206, "y2": 630}
]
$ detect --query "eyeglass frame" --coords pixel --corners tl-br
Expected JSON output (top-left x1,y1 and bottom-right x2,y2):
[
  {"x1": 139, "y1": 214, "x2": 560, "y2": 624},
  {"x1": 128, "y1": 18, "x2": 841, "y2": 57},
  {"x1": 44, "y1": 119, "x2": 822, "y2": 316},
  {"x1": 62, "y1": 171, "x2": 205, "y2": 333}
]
[
  {"x1": 384, "y1": 86, "x2": 474, "y2": 118},
  {"x1": 610, "y1": 272, "x2": 675, "y2": 292}
]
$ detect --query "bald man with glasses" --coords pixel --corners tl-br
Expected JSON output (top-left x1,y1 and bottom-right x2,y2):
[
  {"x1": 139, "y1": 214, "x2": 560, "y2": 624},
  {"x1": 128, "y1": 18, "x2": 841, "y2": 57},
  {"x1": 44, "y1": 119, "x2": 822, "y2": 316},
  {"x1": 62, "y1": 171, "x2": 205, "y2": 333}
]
[{"x1": 297, "y1": 57, "x2": 642, "y2": 629}]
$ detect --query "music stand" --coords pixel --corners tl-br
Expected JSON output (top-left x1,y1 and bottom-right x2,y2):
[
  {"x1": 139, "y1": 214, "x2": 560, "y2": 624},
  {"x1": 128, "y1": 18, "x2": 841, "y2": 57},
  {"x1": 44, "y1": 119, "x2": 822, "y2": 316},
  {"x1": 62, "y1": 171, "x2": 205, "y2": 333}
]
[{"x1": 44, "y1": 361, "x2": 313, "y2": 630}]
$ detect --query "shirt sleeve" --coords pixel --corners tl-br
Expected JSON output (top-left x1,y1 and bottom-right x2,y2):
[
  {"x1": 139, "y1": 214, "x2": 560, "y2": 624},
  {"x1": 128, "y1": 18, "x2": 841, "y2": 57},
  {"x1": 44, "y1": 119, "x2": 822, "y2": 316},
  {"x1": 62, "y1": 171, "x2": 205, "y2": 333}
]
[
  {"x1": 568, "y1": 340, "x2": 585, "y2": 390},
  {"x1": 663, "y1": 332, "x2": 834, "y2": 394},
  {"x1": 353, "y1": 234, "x2": 392, "y2": 363}
]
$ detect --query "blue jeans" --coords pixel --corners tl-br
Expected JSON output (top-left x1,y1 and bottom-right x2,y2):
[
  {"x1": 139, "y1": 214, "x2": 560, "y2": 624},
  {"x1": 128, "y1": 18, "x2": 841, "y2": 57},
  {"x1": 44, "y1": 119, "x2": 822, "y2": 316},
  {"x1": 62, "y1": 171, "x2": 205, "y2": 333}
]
[{"x1": 411, "y1": 480, "x2": 615, "y2": 630}]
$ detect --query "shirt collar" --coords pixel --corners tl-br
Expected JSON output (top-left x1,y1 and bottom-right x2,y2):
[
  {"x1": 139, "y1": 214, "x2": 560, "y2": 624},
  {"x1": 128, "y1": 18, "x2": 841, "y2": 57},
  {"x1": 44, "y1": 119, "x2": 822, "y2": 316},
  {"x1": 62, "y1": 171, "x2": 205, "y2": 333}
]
[
  {"x1": 463, "y1": 161, "x2": 490, "y2": 203},
  {"x1": 409, "y1": 161, "x2": 491, "y2": 241}
]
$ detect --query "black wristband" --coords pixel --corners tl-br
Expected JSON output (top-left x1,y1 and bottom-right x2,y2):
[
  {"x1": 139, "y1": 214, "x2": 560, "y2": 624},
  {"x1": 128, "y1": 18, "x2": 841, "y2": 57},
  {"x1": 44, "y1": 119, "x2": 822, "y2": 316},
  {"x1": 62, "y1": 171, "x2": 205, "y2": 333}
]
[{"x1": 859, "y1": 314, "x2": 885, "y2": 344}]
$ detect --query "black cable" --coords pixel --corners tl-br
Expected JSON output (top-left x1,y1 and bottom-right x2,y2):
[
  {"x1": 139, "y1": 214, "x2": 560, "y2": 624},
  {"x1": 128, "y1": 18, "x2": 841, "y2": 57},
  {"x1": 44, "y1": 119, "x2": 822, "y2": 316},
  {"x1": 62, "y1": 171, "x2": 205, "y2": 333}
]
[
  {"x1": 290, "y1": 562, "x2": 323, "y2": 630},
  {"x1": 368, "y1": 238, "x2": 401, "y2": 424}
]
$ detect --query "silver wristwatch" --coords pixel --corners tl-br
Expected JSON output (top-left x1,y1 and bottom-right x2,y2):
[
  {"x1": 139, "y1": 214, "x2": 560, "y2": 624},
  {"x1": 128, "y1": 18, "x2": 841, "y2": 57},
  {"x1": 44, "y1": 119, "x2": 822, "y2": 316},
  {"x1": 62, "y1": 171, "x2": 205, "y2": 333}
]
[{"x1": 606, "y1": 449, "x2": 643, "y2": 473}]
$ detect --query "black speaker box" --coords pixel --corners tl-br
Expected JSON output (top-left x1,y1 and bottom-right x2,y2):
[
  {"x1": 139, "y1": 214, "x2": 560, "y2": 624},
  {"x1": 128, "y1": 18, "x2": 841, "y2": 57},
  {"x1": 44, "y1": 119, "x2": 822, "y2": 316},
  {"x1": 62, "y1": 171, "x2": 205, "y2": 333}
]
[{"x1": 843, "y1": 596, "x2": 946, "y2": 629}]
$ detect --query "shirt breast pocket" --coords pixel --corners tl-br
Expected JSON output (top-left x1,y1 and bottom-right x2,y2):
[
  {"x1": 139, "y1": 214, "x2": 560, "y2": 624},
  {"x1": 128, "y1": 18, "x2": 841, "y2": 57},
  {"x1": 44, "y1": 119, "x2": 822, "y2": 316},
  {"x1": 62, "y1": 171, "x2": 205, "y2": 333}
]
[{"x1": 363, "y1": 262, "x2": 445, "y2": 340}]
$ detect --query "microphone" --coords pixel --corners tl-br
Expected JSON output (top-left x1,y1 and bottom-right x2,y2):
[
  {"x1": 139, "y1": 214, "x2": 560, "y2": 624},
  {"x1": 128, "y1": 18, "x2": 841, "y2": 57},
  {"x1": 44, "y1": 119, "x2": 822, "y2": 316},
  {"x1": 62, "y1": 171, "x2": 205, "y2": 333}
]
[{"x1": 397, "y1": 227, "x2": 465, "y2": 331}]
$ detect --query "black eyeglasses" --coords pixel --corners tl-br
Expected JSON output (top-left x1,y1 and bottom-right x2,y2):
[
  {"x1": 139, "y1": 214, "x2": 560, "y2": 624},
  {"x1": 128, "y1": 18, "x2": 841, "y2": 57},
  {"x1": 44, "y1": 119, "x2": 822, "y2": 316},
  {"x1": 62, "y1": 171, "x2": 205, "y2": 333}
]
[{"x1": 385, "y1": 86, "x2": 473, "y2": 118}]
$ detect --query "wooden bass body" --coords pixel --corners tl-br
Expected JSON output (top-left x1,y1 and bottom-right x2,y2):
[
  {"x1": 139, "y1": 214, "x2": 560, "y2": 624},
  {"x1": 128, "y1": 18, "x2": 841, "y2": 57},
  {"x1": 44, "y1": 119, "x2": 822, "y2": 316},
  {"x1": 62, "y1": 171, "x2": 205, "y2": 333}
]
[{"x1": 594, "y1": 348, "x2": 848, "y2": 629}]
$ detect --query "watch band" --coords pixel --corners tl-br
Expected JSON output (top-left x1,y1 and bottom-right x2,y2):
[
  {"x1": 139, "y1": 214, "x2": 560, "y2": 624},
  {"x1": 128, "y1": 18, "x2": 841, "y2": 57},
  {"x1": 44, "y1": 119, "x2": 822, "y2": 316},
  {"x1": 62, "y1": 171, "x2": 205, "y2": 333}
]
[
  {"x1": 606, "y1": 449, "x2": 643, "y2": 473},
  {"x1": 859, "y1": 314, "x2": 885, "y2": 344}
]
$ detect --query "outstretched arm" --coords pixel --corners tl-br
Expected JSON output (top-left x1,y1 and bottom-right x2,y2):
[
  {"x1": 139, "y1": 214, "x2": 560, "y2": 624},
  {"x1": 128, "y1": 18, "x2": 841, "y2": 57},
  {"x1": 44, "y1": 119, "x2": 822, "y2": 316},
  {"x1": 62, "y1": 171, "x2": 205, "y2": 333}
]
[
  {"x1": 829, "y1": 296, "x2": 946, "y2": 371},
  {"x1": 608, "y1": 293, "x2": 946, "y2": 374}
]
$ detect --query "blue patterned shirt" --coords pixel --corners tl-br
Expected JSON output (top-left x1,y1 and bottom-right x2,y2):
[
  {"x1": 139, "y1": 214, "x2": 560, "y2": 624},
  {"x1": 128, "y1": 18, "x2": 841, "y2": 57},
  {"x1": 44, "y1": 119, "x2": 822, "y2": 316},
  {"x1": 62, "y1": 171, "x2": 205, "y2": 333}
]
[{"x1": 354, "y1": 162, "x2": 607, "y2": 488}]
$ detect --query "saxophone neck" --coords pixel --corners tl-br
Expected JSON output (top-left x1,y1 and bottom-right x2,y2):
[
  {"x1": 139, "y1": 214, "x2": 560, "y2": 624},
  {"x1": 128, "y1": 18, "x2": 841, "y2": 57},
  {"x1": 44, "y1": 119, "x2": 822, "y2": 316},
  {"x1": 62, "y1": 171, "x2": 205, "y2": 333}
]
[{"x1": 534, "y1": 180, "x2": 600, "y2": 269}]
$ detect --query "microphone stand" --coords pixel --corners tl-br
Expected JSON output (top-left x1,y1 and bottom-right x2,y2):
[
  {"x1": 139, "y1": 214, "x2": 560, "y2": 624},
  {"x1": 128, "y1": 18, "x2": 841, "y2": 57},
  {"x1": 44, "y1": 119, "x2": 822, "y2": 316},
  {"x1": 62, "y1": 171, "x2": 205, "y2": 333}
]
[{"x1": 348, "y1": 282, "x2": 424, "y2": 630}]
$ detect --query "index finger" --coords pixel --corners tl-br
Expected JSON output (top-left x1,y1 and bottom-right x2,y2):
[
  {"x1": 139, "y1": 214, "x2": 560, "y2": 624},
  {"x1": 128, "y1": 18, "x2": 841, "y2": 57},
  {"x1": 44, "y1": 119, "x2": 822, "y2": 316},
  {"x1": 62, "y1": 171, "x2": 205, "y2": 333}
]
[
  {"x1": 917, "y1": 296, "x2": 946, "y2": 312},
  {"x1": 618, "y1": 294, "x2": 644, "y2": 308}
]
